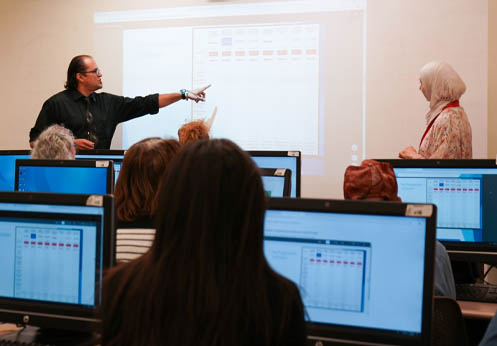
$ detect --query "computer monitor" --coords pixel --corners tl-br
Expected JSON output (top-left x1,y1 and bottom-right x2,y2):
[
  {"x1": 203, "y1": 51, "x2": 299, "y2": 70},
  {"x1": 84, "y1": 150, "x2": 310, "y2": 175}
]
[
  {"x1": 379, "y1": 159, "x2": 497, "y2": 262},
  {"x1": 0, "y1": 191, "x2": 114, "y2": 332},
  {"x1": 0, "y1": 150, "x2": 31, "y2": 191},
  {"x1": 76, "y1": 149, "x2": 125, "y2": 185},
  {"x1": 15, "y1": 159, "x2": 114, "y2": 194},
  {"x1": 249, "y1": 151, "x2": 301, "y2": 197},
  {"x1": 264, "y1": 198, "x2": 436, "y2": 345},
  {"x1": 260, "y1": 168, "x2": 291, "y2": 197}
]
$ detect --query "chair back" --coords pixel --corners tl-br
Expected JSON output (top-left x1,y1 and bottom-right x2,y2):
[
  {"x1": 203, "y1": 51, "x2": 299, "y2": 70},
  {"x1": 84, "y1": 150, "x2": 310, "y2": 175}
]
[{"x1": 432, "y1": 296, "x2": 468, "y2": 346}]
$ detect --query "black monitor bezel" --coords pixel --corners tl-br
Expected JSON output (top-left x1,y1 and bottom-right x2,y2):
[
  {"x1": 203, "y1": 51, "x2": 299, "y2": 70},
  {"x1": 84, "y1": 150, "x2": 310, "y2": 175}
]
[
  {"x1": 15, "y1": 159, "x2": 115, "y2": 194},
  {"x1": 76, "y1": 149, "x2": 125, "y2": 156},
  {"x1": 0, "y1": 191, "x2": 114, "y2": 332},
  {"x1": 377, "y1": 159, "x2": 495, "y2": 169},
  {"x1": 378, "y1": 159, "x2": 497, "y2": 258},
  {"x1": 248, "y1": 150, "x2": 301, "y2": 197},
  {"x1": 0, "y1": 150, "x2": 32, "y2": 156},
  {"x1": 260, "y1": 168, "x2": 292, "y2": 197},
  {"x1": 75, "y1": 151, "x2": 125, "y2": 185},
  {"x1": 266, "y1": 197, "x2": 436, "y2": 346},
  {"x1": 75, "y1": 150, "x2": 125, "y2": 162}
]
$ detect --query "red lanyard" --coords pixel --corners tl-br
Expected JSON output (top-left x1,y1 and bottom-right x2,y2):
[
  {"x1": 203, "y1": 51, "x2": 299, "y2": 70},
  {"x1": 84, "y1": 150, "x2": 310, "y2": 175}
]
[{"x1": 419, "y1": 100, "x2": 460, "y2": 149}]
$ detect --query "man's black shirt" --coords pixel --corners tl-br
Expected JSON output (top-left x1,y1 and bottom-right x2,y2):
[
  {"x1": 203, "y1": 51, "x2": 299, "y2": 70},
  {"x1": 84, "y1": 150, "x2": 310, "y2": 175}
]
[{"x1": 29, "y1": 89, "x2": 159, "y2": 149}]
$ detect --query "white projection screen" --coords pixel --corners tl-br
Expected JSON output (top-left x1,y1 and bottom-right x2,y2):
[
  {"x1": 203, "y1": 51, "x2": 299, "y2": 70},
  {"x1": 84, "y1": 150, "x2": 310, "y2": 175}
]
[{"x1": 94, "y1": 0, "x2": 488, "y2": 198}]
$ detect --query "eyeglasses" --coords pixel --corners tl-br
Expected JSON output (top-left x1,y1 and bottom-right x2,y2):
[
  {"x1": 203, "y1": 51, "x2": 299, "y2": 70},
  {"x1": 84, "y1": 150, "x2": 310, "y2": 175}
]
[{"x1": 80, "y1": 68, "x2": 101, "y2": 75}]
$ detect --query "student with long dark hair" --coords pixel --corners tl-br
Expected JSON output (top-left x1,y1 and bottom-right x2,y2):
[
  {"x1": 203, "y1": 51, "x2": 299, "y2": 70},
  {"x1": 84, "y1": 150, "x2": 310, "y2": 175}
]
[
  {"x1": 114, "y1": 137, "x2": 180, "y2": 262},
  {"x1": 100, "y1": 139, "x2": 306, "y2": 346}
]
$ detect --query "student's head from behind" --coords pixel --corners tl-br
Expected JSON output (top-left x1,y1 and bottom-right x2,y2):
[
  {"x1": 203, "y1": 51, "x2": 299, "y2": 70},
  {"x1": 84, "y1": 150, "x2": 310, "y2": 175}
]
[
  {"x1": 31, "y1": 124, "x2": 75, "y2": 160},
  {"x1": 152, "y1": 138, "x2": 266, "y2": 261},
  {"x1": 115, "y1": 137, "x2": 180, "y2": 223},
  {"x1": 101, "y1": 139, "x2": 304, "y2": 346},
  {"x1": 177, "y1": 120, "x2": 210, "y2": 145},
  {"x1": 343, "y1": 159, "x2": 401, "y2": 201}
]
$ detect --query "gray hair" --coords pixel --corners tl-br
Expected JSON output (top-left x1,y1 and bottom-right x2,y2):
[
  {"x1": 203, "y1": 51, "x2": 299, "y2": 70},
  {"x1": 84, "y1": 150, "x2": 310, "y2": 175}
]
[{"x1": 31, "y1": 124, "x2": 75, "y2": 160}]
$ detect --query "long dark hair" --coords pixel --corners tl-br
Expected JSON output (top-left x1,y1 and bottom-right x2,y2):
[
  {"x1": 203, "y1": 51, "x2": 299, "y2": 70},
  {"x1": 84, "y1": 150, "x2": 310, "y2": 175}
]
[
  {"x1": 100, "y1": 139, "x2": 303, "y2": 346},
  {"x1": 114, "y1": 137, "x2": 180, "y2": 222},
  {"x1": 64, "y1": 55, "x2": 91, "y2": 90}
]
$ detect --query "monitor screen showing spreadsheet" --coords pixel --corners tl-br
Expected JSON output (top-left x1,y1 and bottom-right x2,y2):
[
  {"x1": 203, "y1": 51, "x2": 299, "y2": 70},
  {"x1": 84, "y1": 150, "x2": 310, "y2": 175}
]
[
  {"x1": 15, "y1": 160, "x2": 113, "y2": 194},
  {"x1": 264, "y1": 198, "x2": 435, "y2": 345},
  {"x1": 0, "y1": 192, "x2": 114, "y2": 331},
  {"x1": 380, "y1": 160, "x2": 497, "y2": 249},
  {"x1": 0, "y1": 151, "x2": 31, "y2": 191},
  {"x1": 249, "y1": 151, "x2": 300, "y2": 197}
]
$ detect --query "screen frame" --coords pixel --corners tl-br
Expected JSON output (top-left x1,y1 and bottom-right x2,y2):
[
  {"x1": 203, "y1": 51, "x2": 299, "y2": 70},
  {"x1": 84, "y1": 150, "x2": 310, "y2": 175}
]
[
  {"x1": 76, "y1": 150, "x2": 125, "y2": 185},
  {"x1": 0, "y1": 150, "x2": 32, "y2": 192},
  {"x1": 266, "y1": 197, "x2": 436, "y2": 346},
  {"x1": 248, "y1": 150, "x2": 301, "y2": 197},
  {"x1": 378, "y1": 159, "x2": 497, "y2": 262},
  {"x1": 260, "y1": 167, "x2": 291, "y2": 197},
  {"x1": 15, "y1": 159, "x2": 115, "y2": 194},
  {"x1": 76, "y1": 149, "x2": 125, "y2": 157},
  {"x1": 0, "y1": 150, "x2": 32, "y2": 156},
  {"x1": 0, "y1": 191, "x2": 114, "y2": 332}
]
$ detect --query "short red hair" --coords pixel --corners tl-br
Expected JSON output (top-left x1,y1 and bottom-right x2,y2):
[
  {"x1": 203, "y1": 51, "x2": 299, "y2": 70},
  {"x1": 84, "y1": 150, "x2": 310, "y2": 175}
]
[
  {"x1": 343, "y1": 160, "x2": 401, "y2": 201},
  {"x1": 178, "y1": 120, "x2": 209, "y2": 145}
]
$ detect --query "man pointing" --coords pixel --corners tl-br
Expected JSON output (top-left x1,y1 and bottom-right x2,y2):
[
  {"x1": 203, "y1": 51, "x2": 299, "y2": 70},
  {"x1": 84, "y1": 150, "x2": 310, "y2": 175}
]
[{"x1": 29, "y1": 54, "x2": 210, "y2": 149}]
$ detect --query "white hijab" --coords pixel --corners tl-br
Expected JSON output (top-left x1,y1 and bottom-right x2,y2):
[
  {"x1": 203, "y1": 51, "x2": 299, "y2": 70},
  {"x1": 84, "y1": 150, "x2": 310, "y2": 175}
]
[{"x1": 420, "y1": 61, "x2": 466, "y2": 124}]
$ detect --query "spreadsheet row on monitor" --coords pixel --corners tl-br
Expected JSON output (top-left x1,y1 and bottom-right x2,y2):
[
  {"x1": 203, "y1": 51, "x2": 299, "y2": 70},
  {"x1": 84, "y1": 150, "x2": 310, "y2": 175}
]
[
  {"x1": 0, "y1": 202, "x2": 104, "y2": 307},
  {"x1": 263, "y1": 209, "x2": 427, "y2": 335},
  {"x1": 393, "y1": 168, "x2": 497, "y2": 243}
]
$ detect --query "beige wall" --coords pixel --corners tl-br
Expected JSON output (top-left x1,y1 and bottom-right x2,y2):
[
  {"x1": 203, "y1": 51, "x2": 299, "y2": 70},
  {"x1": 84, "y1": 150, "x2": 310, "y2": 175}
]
[
  {"x1": 0, "y1": 0, "x2": 492, "y2": 161},
  {"x1": 0, "y1": 1, "x2": 94, "y2": 148},
  {"x1": 489, "y1": 0, "x2": 497, "y2": 158},
  {"x1": 366, "y1": 0, "x2": 487, "y2": 159}
]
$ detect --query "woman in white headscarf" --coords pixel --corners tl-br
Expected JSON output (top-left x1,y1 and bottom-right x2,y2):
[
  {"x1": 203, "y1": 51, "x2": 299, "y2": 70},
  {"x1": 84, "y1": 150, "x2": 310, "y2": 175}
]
[{"x1": 399, "y1": 61, "x2": 472, "y2": 159}]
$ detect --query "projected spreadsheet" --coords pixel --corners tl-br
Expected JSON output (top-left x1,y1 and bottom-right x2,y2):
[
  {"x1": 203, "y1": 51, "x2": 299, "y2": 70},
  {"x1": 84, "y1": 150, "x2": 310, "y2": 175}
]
[
  {"x1": 426, "y1": 178, "x2": 480, "y2": 229},
  {"x1": 15, "y1": 227, "x2": 81, "y2": 303},
  {"x1": 301, "y1": 245, "x2": 368, "y2": 313},
  {"x1": 192, "y1": 24, "x2": 319, "y2": 155}
]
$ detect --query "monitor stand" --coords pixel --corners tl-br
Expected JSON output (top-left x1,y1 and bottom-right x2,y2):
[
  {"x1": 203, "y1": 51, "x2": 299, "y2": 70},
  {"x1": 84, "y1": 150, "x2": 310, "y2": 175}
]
[{"x1": 0, "y1": 326, "x2": 99, "y2": 346}]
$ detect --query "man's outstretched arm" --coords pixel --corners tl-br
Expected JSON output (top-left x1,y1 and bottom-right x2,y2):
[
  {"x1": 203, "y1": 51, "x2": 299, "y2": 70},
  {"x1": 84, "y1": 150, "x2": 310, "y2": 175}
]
[{"x1": 158, "y1": 85, "x2": 211, "y2": 108}]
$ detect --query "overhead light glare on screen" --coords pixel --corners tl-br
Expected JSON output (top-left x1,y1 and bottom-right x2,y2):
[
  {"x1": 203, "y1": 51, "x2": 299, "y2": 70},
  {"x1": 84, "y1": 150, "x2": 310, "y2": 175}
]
[{"x1": 94, "y1": 0, "x2": 366, "y2": 24}]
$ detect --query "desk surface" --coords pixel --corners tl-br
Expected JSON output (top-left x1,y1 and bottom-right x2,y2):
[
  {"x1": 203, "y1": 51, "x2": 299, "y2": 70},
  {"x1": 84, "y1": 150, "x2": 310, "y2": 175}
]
[{"x1": 458, "y1": 300, "x2": 497, "y2": 319}]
